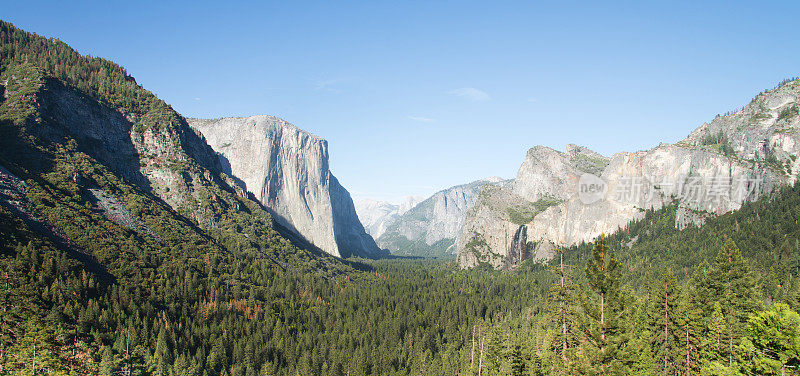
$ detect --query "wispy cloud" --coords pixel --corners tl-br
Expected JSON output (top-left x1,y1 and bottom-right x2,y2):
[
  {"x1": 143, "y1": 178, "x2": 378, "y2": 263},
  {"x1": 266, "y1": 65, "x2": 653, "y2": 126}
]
[
  {"x1": 527, "y1": 97, "x2": 537, "y2": 103},
  {"x1": 448, "y1": 87, "x2": 490, "y2": 102},
  {"x1": 314, "y1": 78, "x2": 348, "y2": 93},
  {"x1": 193, "y1": 97, "x2": 201, "y2": 101},
  {"x1": 409, "y1": 116, "x2": 436, "y2": 123}
]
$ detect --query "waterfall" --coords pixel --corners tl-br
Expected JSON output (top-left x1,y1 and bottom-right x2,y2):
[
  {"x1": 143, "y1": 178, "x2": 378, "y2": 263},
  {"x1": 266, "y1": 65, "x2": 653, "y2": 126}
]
[{"x1": 506, "y1": 225, "x2": 528, "y2": 268}]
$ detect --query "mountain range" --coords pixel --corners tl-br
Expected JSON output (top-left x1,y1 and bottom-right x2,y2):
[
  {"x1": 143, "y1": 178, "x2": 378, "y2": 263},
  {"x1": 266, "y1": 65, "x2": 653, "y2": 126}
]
[
  {"x1": 356, "y1": 178, "x2": 507, "y2": 257},
  {"x1": 5, "y1": 13, "x2": 793, "y2": 267},
  {"x1": 349, "y1": 80, "x2": 800, "y2": 267},
  {"x1": 354, "y1": 196, "x2": 423, "y2": 239},
  {"x1": 456, "y1": 80, "x2": 798, "y2": 268}
]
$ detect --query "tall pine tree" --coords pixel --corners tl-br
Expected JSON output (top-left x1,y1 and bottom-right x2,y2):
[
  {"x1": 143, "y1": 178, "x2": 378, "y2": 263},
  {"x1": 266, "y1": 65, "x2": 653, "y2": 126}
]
[
  {"x1": 675, "y1": 289, "x2": 703, "y2": 375},
  {"x1": 577, "y1": 235, "x2": 632, "y2": 376},
  {"x1": 547, "y1": 247, "x2": 578, "y2": 372},
  {"x1": 648, "y1": 269, "x2": 682, "y2": 376},
  {"x1": 696, "y1": 239, "x2": 761, "y2": 368}
]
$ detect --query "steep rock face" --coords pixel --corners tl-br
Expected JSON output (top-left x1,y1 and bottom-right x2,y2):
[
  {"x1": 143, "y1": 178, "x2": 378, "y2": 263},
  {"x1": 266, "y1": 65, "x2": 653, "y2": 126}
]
[
  {"x1": 0, "y1": 21, "x2": 354, "y2": 283},
  {"x1": 457, "y1": 147, "x2": 607, "y2": 268},
  {"x1": 526, "y1": 144, "x2": 779, "y2": 247},
  {"x1": 458, "y1": 79, "x2": 800, "y2": 269},
  {"x1": 684, "y1": 79, "x2": 800, "y2": 175},
  {"x1": 6, "y1": 66, "x2": 232, "y2": 228},
  {"x1": 456, "y1": 185, "x2": 528, "y2": 268},
  {"x1": 377, "y1": 177, "x2": 507, "y2": 257},
  {"x1": 512, "y1": 144, "x2": 609, "y2": 202},
  {"x1": 189, "y1": 116, "x2": 381, "y2": 258},
  {"x1": 354, "y1": 196, "x2": 423, "y2": 239}
]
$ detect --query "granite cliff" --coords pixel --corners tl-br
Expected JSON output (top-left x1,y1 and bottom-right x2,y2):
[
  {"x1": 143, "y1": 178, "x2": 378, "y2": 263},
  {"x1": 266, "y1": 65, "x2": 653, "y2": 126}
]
[
  {"x1": 458, "y1": 79, "x2": 800, "y2": 269},
  {"x1": 457, "y1": 145, "x2": 609, "y2": 268},
  {"x1": 189, "y1": 116, "x2": 382, "y2": 258},
  {"x1": 0, "y1": 18, "x2": 351, "y2": 281}
]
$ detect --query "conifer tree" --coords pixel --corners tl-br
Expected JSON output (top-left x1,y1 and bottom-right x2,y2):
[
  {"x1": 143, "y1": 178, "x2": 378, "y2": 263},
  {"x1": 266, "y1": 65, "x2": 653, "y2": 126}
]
[
  {"x1": 696, "y1": 240, "x2": 761, "y2": 367},
  {"x1": 153, "y1": 327, "x2": 172, "y2": 376},
  {"x1": 648, "y1": 269, "x2": 681, "y2": 375},
  {"x1": 508, "y1": 342, "x2": 526, "y2": 375},
  {"x1": 740, "y1": 303, "x2": 800, "y2": 376},
  {"x1": 547, "y1": 247, "x2": 578, "y2": 370},
  {"x1": 578, "y1": 235, "x2": 632, "y2": 376},
  {"x1": 99, "y1": 346, "x2": 117, "y2": 376},
  {"x1": 675, "y1": 289, "x2": 703, "y2": 375},
  {"x1": 9, "y1": 317, "x2": 63, "y2": 376},
  {"x1": 701, "y1": 302, "x2": 729, "y2": 369},
  {"x1": 485, "y1": 323, "x2": 508, "y2": 375}
]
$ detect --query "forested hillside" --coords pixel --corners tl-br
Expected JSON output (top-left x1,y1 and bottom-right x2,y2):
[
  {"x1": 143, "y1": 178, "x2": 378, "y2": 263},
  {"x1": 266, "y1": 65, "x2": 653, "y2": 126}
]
[
  {"x1": 2, "y1": 20, "x2": 800, "y2": 376},
  {"x1": 566, "y1": 181, "x2": 800, "y2": 297},
  {"x1": 483, "y1": 183, "x2": 800, "y2": 375},
  {"x1": 4, "y1": 175, "x2": 800, "y2": 375}
]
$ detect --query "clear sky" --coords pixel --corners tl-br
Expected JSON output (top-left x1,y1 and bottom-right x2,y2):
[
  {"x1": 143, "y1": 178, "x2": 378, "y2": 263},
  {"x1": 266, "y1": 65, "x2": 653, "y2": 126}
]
[{"x1": 4, "y1": 1, "x2": 800, "y2": 203}]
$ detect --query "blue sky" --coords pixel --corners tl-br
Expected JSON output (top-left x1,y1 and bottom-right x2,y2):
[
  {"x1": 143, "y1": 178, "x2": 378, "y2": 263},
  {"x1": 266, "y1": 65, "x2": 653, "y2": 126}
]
[{"x1": 5, "y1": 1, "x2": 800, "y2": 203}]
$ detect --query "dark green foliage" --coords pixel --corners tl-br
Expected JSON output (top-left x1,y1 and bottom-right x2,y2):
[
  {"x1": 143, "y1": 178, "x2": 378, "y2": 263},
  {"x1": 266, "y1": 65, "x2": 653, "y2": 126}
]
[
  {"x1": 739, "y1": 303, "x2": 800, "y2": 376},
  {"x1": 0, "y1": 217, "x2": 554, "y2": 375},
  {"x1": 507, "y1": 197, "x2": 561, "y2": 225},
  {"x1": 647, "y1": 270, "x2": 682, "y2": 376},
  {"x1": 1, "y1": 20, "x2": 164, "y2": 129},
  {"x1": 693, "y1": 240, "x2": 761, "y2": 369},
  {"x1": 675, "y1": 285, "x2": 704, "y2": 374},
  {"x1": 576, "y1": 236, "x2": 633, "y2": 376},
  {"x1": 545, "y1": 250, "x2": 579, "y2": 370},
  {"x1": 778, "y1": 105, "x2": 799, "y2": 122},
  {"x1": 699, "y1": 131, "x2": 735, "y2": 156}
]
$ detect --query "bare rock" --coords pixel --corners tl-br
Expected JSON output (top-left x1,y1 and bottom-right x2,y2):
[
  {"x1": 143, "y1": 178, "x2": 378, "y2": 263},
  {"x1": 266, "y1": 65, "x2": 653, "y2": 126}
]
[
  {"x1": 458, "y1": 79, "x2": 799, "y2": 269},
  {"x1": 189, "y1": 116, "x2": 381, "y2": 258}
]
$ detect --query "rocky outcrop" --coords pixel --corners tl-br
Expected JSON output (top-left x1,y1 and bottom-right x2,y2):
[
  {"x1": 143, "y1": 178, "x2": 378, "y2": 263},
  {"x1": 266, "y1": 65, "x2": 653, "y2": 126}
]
[
  {"x1": 377, "y1": 177, "x2": 507, "y2": 257},
  {"x1": 189, "y1": 116, "x2": 382, "y2": 258},
  {"x1": 526, "y1": 144, "x2": 778, "y2": 247},
  {"x1": 457, "y1": 147, "x2": 606, "y2": 268},
  {"x1": 86, "y1": 188, "x2": 161, "y2": 242},
  {"x1": 29, "y1": 74, "x2": 230, "y2": 229},
  {"x1": 3, "y1": 63, "x2": 243, "y2": 234},
  {"x1": 684, "y1": 79, "x2": 800, "y2": 174},
  {"x1": 511, "y1": 144, "x2": 609, "y2": 202},
  {"x1": 458, "y1": 79, "x2": 800, "y2": 269}
]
